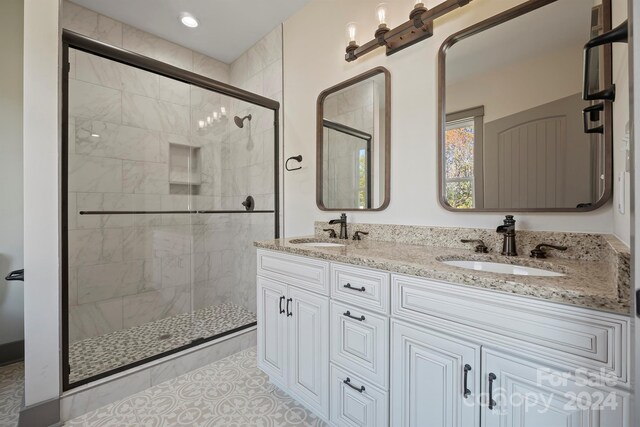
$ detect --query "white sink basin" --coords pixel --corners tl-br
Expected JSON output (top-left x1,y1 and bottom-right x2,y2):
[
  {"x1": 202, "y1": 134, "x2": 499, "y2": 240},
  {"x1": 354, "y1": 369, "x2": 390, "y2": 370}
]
[
  {"x1": 442, "y1": 260, "x2": 564, "y2": 277},
  {"x1": 296, "y1": 242, "x2": 345, "y2": 248}
]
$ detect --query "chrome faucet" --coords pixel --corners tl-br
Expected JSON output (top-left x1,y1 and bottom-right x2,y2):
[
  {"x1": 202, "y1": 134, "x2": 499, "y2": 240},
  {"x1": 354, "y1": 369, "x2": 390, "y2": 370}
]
[
  {"x1": 496, "y1": 215, "x2": 517, "y2": 256},
  {"x1": 329, "y1": 213, "x2": 348, "y2": 239}
]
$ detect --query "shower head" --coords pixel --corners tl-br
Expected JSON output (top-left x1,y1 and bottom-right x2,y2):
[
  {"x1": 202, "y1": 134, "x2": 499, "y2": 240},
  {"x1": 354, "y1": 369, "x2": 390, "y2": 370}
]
[{"x1": 234, "y1": 114, "x2": 252, "y2": 128}]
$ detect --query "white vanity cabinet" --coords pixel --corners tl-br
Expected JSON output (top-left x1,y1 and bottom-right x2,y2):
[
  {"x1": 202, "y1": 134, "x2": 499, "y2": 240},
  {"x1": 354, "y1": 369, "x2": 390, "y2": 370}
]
[
  {"x1": 390, "y1": 274, "x2": 631, "y2": 427},
  {"x1": 256, "y1": 249, "x2": 631, "y2": 427},
  {"x1": 256, "y1": 251, "x2": 331, "y2": 419},
  {"x1": 481, "y1": 348, "x2": 628, "y2": 427},
  {"x1": 390, "y1": 319, "x2": 481, "y2": 427}
]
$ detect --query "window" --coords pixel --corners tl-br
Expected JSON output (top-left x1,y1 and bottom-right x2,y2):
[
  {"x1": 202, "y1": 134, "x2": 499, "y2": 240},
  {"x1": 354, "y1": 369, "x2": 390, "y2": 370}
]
[
  {"x1": 444, "y1": 107, "x2": 484, "y2": 209},
  {"x1": 358, "y1": 148, "x2": 368, "y2": 209}
]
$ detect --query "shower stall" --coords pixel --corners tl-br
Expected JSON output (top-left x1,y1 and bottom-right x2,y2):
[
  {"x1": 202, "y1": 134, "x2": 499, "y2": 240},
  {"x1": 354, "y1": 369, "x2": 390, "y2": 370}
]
[{"x1": 61, "y1": 31, "x2": 279, "y2": 388}]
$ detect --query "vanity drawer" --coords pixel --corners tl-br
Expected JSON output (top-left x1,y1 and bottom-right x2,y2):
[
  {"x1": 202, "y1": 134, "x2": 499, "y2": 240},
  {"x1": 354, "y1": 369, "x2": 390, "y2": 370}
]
[
  {"x1": 391, "y1": 274, "x2": 630, "y2": 383},
  {"x1": 330, "y1": 301, "x2": 389, "y2": 389},
  {"x1": 331, "y1": 263, "x2": 390, "y2": 314},
  {"x1": 257, "y1": 249, "x2": 329, "y2": 295},
  {"x1": 330, "y1": 364, "x2": 389, "y2": 427}
]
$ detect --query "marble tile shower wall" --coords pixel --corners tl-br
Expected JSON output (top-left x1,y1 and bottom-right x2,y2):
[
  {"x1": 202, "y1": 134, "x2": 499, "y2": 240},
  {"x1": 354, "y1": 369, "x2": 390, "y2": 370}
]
[
  {"x1": 224, "y1": 25, "x2": 284, "y2": 317},
  {"x1": 63, "y1": 2, "x2": 280, "y2": 343}
]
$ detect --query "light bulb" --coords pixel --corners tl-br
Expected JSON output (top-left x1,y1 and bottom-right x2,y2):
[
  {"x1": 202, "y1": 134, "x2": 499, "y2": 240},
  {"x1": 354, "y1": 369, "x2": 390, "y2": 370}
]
[
  {"x1": 414, "y1": 0, "x2": 423, "y2": 5},
  {"x1": 206, "y1": 116, "x2": 212, "y2": 124},
  {"x1": 346, "y1": 22, "x2": 358, "y2": 44},
  {"x1": 220, "y1": 107, "x2": 227, "y2": 117},
  {"x1": 198, "y1": 120, "x2": 205, "y2": 129},
  {"x1": 213, "y1": 111, "x2": 220, "y2": 121},
  {"x1": 376, "y1": 3, "x2": 388, "y2": 25}
]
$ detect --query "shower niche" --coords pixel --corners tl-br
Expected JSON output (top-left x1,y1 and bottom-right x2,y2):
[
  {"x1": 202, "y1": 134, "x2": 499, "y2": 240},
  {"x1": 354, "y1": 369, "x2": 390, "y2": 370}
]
[{"x1": 169, "y1": 143, "x2": 201, "y2": 195}]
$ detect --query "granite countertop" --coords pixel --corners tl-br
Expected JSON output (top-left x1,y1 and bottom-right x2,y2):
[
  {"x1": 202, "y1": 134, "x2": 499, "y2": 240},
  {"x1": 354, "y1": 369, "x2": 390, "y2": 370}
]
[{"x1": 255, "y1": 236, "x2": 630, "y2": 315}]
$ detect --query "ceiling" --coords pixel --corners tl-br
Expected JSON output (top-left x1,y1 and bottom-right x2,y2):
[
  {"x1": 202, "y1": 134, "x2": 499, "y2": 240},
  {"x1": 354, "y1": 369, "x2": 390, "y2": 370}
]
[
  {"x1": 70, "y1": 0, "x2": 312, "y2": 64},
  {"x1": 446, "y1": 0, "x2": 594, "y2": 83}
]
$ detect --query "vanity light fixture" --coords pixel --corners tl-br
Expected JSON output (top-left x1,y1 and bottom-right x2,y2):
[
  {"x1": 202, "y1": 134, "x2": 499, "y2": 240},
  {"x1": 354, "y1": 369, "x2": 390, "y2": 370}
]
[
  {"x1": 180, "y1": 13, "x2": 199, "y2": 28},
  {"x1": 344, "y1": 0, "x2": 472, "y2": 62},
  {"x1": 375, "y1": 4, "x2": 390, "y2": 45},
  {"x1": 345, "y1": 22, "x2": 359, "y2": 60}
]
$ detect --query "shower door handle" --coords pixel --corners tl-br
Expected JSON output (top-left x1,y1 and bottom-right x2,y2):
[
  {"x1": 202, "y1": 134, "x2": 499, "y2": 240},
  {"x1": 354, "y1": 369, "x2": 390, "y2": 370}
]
[{"x1": 279, "y1": 296, "x2": 285, "y2": 314}]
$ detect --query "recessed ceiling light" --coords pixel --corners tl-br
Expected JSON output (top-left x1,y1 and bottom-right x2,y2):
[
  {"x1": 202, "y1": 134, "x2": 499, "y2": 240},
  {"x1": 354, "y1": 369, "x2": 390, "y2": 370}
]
[{"x1": 180, "y1": 13, "x2": 199, "y2": 28}]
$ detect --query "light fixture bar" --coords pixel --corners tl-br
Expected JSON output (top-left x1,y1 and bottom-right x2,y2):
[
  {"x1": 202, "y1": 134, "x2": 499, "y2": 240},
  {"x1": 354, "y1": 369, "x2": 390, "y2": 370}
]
[{"x1": 345, "y1": 0, "x2": 472, "y2": 62}]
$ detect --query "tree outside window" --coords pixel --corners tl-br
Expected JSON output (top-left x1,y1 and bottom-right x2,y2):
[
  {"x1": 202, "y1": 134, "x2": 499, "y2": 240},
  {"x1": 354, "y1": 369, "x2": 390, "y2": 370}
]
[{"x1": 445, "y1": 118, "x2": 475, "y2": 208}]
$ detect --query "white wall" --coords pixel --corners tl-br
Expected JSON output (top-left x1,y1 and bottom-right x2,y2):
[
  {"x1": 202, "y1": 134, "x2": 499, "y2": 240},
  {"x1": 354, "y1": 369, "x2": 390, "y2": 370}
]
[
  {"x1": 446, "y1": 45, "x2": 583, "y2": 123},
  {"x1": 612, "y1": 0, "x2": 631, "y2": 244},
  {"x1": 282, "y1": 0, "x2": 622, "y2": 237},
  {"x1": 23, "y1": 0, "x2": 60, "y2": 406},
  {"x1": 0, "y1": 0, "x2": 24, "y2": 347}
]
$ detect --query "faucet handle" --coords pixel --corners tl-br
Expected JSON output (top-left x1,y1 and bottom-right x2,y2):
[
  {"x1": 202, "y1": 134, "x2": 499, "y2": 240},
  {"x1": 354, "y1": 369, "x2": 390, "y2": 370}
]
[
  {"x1": 353, "y1": 231, "x2": 369, "y2": 241},
  {"x1": 461, "y1": 239, "x2": 489, "y2": 253},
  {"x1": 530, "y1": 243, "x2": 568, "y2": 259},
  {"x1": 323, "y1": 228, "x2": 337, "y2": 239}
]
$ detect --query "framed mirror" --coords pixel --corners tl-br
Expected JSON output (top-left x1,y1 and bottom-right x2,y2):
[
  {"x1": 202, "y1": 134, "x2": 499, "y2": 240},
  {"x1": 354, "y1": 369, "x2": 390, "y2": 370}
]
[
  {"x1": 438, "y1": 0, "x2": 613, "y2": 212},
  {"x1": 317, "y1": 67, "x2": 390, "y2": 211}
]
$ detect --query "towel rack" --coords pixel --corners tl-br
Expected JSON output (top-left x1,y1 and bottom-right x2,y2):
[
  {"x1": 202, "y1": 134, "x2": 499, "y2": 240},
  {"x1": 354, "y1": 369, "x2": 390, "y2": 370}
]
[
  {"x1": 5, "y1": 269, "x2": 24, "y2": 282},
  {"x1": 285, "y1": 155, "x2": 303, "y2": 171},
  {"x1": 582, "y1": 20, "x2": 628, "y2": 102}
]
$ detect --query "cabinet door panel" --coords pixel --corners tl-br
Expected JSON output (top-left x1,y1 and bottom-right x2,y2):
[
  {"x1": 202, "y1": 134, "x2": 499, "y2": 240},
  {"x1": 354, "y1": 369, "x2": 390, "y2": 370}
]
[
  {"x1": 257, "y1": 277, "x2": 287, "y2": 386},
  {"x1": 288, "y1": 286, "x2": 330, "y2": 418},
  {"x1": 391, "y1": 320, "x2": 480, "y2": 427},
  {"x1": 331, "y1": 301, "x2": 389, "y2": 388},
  {"x1": 330, "y1": 364, "x2": 389, "y2": 427},
  {"x1": 482, "y1": 349, "x2": 629, "y2": 427}
]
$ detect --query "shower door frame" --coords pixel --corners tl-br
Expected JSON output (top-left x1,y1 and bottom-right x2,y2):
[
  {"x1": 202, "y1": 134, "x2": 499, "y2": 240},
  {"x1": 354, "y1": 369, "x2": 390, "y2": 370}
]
[{"x1": 61, "y1": 29, "x2": 281, "y2": 391}]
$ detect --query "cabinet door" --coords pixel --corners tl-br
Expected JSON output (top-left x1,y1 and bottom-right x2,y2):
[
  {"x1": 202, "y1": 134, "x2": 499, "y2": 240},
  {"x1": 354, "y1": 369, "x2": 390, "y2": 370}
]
[
  {"x1": 391, "y1": 320, "x2": 480, "y2": 427},
  {"x1": 257, "y1": 277, "x2": 288, "y2": 387},
  {"x1": 288, "y1": 286, "x2": 330, "y2": 419},
  {"x1": 482, "y1": 349, "x2": 629, "y2": 427}
]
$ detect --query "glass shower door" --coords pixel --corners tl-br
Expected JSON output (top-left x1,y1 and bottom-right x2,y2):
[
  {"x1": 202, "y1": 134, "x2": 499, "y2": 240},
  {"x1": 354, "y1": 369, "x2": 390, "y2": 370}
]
[
  {"x1": 66, "y1": 48, "x2": 198, "y2": 383},
  {"x1": 64, "y1": 38, "x2": 278, "y2": 388}
]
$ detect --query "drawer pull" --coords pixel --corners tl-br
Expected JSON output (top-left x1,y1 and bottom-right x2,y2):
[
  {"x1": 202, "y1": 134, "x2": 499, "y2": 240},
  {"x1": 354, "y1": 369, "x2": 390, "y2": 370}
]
[
  {"x1": 463, "y1": 364, "x2": 471, "y2": 398},
  {"x1": 488, "y1": 373, "x2": 497, "y2": 410},
  {"x1": 343, "y1": 311, "x2": 365, "y2": 321},
  {"x1": 343, "y1": 377, "x2": 365, "y2": 393},
  {"x1": 286, "y1": 298, "x2": 293, "y2": 317},
  {"x1": 344, "y1": 283, "x2": 366, "y2": 292},
  {"x1": 279, "y1": 296, "x2": 285, "y2": 314}
]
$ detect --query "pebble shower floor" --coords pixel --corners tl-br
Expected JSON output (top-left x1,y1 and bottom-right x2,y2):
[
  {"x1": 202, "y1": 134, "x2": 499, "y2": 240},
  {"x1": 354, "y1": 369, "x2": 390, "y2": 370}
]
[{"x1": 69, "y1": 303, "x2": 256, "y2": 383}]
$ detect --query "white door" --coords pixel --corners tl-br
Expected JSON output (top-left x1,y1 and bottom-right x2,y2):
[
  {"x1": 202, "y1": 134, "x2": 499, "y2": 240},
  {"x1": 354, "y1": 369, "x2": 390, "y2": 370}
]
[
  {"x1": 288, "y1": 286, "x2": 330, "y2": 418},
  {"x1": 390, "y1": 320, "x2": 480, "y2": 427},
  {"x1": 256, "y1": 277, "x2": 288, "y2": 386},
  {"x1": 482, "y1": 348, "x2": 629, "y2": 427}
]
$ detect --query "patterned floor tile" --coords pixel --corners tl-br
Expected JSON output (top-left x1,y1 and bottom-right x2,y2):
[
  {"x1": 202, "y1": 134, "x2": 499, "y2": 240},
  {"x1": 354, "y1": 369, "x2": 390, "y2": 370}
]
[
  {"x1": 69, "y1": 303, "x2": 256, "y2": 383},
  {"x1": 66, "y1": 347, "x2": 328, "y2": 427},
  {"x1": 0, "y1": 362, "x2": 24, "y2": 427}
]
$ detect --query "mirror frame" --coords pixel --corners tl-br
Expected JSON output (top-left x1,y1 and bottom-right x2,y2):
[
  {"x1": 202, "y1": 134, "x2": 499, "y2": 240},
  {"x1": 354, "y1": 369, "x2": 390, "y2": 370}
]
[
  {"x1": 437, "y1": 0, "x2": 613, "y2": 212},
  {"x1": 316, "y1": 66, "x2": 391, "y2": 211}
]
